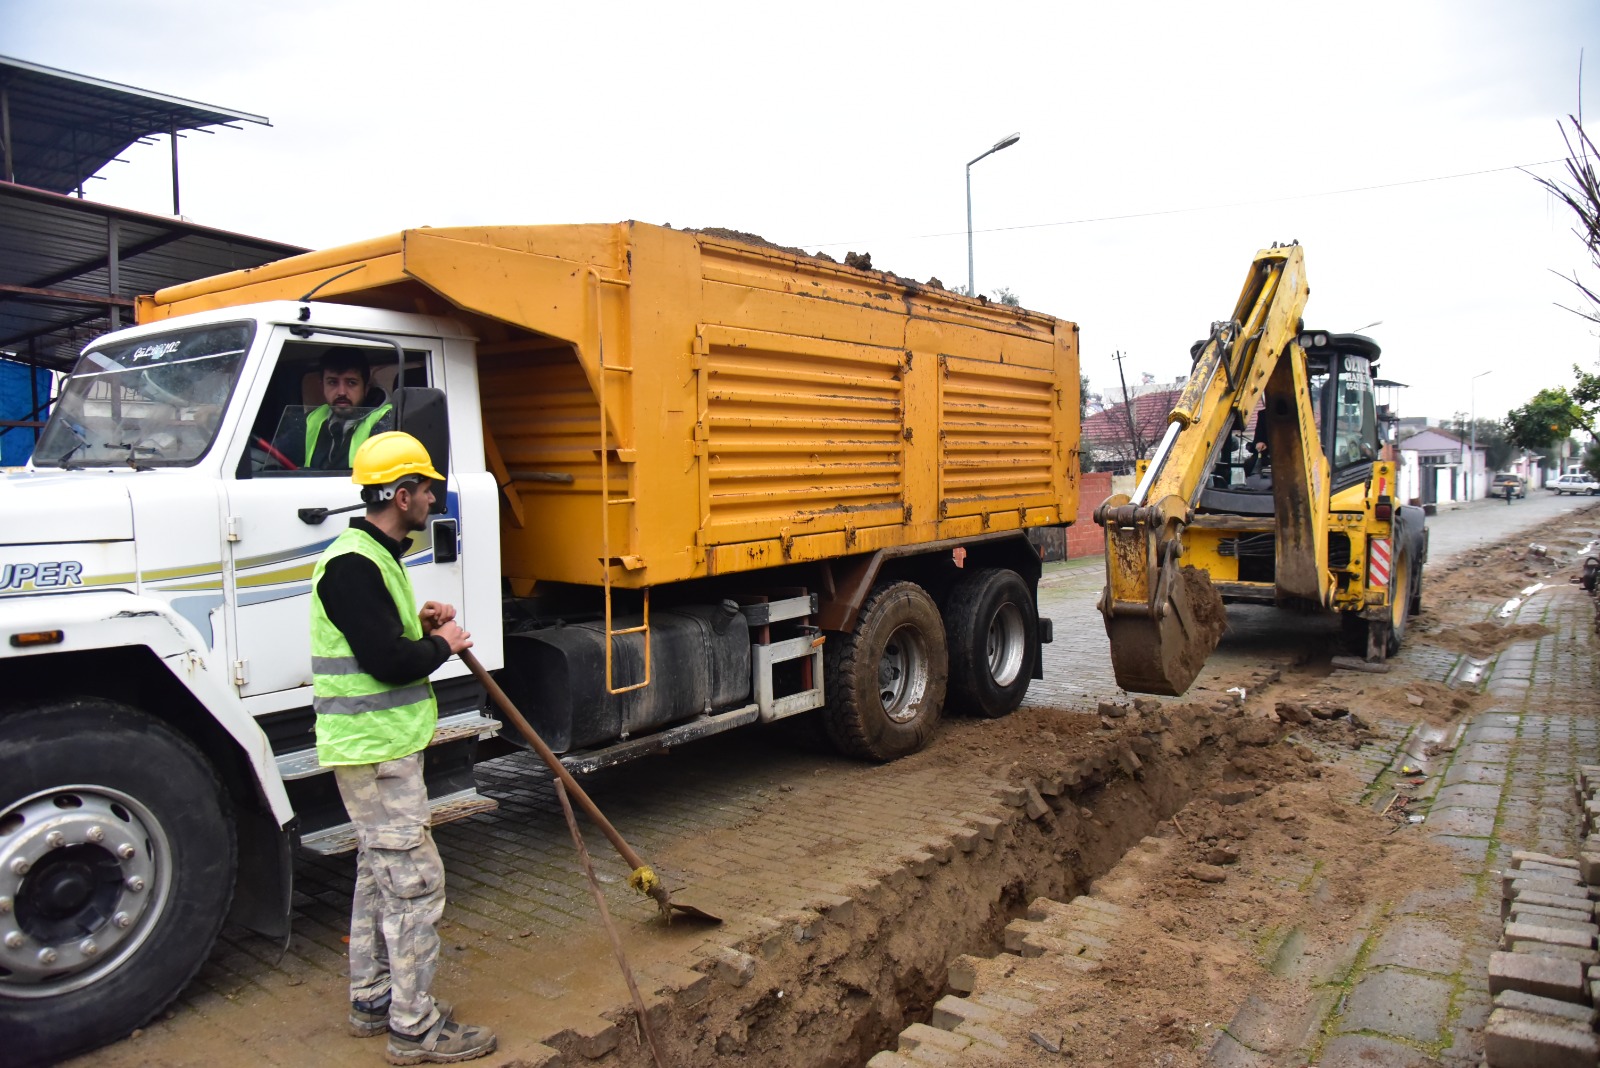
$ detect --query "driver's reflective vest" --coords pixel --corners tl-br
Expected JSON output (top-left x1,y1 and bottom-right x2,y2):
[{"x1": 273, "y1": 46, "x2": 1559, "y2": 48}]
[
  {"x1": 304, "y1": 403, "x2": 392, "y2": 468},
  {"x1": 310, "y1": 528, "x2": 437, "y2": 766}
]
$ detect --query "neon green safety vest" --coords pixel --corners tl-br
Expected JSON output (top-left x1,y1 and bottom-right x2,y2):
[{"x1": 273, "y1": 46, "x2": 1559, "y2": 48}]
[
  {"x1": 304, "y1": 403, "x2": 392, "y2": 468},
  {"x1": 310, "y1": 527, "x2": 437, "y2": 766}
]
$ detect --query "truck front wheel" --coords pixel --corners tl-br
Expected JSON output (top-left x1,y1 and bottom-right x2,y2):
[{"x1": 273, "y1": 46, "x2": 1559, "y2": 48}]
[
  {"x1": 944, "y1": 568, "x2": 1038, "y2": 719},
  {"x1": 0, "y1": 700, "x2": 235, "y2": 1068},
  {"x1": 823, "y1": 581, "x2": 948, "y2": 761}
]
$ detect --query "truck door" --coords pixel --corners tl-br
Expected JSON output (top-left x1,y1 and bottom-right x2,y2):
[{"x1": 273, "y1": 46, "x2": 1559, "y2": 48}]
[{"x1": 222, "y1": 326, "x2": 464, "y2": 698}]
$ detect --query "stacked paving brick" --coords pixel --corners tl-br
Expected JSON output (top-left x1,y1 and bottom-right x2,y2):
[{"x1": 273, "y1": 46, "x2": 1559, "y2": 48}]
[{"x1": 1486, "y1": 840, "x2": 1600, "y2": 1065}]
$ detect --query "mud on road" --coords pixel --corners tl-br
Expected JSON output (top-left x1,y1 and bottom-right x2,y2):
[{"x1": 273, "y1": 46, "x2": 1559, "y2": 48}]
[{"x1": 76, "y1": 504, "x2": 1600, "y2": 1068}]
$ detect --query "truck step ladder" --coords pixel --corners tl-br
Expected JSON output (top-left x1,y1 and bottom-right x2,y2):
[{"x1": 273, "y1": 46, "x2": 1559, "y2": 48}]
[{"x1": 590, "y1": 266, "x2": 651, "y2": 696}]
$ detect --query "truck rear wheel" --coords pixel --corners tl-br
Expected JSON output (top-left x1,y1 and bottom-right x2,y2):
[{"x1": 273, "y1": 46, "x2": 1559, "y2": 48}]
[
  {"x1": 823, "y1": 581, "x2": 948, "y2": 761},
  {"x1": 944, "y1": 568, "x2": 1038, "y2": 719},
  {"x1": 0, "y1": 700, "x2": 235, "y2": 1068}
]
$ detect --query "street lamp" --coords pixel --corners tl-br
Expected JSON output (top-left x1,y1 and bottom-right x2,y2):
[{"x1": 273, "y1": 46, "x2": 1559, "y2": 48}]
[
  {"x1": 966, "y1": 132, "x2": 1021, "y2": 299},
  {"x1": 1469, "y1": 369, "x2": 1493, "y2": 500}
]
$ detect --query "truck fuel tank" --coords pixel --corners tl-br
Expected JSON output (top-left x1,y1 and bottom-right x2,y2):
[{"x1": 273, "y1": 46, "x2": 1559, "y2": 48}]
[{"x1": 496, "y1": 601, "x2": 751, "y2": 753}]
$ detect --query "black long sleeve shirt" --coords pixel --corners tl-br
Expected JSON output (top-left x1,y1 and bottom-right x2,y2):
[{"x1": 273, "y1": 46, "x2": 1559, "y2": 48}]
[{"x1": 318, "y1": 518, "x2": 451, "y2": 684}]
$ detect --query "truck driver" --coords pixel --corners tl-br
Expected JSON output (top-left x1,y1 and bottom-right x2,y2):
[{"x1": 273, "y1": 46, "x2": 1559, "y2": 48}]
[{"x1": 279, "y1": 350, "x2": 394, "y2": 470}]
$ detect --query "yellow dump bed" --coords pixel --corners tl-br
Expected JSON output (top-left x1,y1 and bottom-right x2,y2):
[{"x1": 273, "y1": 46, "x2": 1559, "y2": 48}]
[{"x1": 142, "y1": 222, "x2": 1080, "y2": 590}]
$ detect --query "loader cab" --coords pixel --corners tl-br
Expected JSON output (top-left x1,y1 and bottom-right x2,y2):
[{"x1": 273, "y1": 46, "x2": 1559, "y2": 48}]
[
  {"x1": 1302, "y1": 331, "x2": 1381, "y2": 491},
  {"x1": 1199, "y1": 331, "x2": 1381, "y2": 513}
]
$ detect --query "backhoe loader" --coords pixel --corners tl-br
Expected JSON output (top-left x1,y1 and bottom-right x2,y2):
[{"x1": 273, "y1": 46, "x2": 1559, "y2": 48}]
[{"x1": 1094, "y1": 243, "x2": 1426, "y2": 695}]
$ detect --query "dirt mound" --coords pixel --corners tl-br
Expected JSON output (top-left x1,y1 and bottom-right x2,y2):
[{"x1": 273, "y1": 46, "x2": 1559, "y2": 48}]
[{"x1": 1428, "y1": 619, "x2": 1553, "y2": 658}]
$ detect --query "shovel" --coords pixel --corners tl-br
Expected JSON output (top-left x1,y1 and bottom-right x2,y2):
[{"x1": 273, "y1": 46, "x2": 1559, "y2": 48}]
[{"x1": 459, "y1": 649, "x2": 722, "y2": 925}]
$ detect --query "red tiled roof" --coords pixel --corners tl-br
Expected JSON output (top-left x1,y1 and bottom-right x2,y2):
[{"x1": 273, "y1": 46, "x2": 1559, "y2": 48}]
[{"x1": 1082, "y1": 390, "x2": 1182, "y2": 452}]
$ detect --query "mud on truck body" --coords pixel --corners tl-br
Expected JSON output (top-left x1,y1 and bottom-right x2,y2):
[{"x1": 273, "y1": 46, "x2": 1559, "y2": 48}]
[{"x1": 0, "y1": 222, "x2": 1080, "y2": 1064}]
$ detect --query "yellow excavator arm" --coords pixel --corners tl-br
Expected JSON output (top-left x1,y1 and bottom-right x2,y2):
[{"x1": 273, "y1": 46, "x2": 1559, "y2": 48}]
[{"x1": 1094, "y1": 244, "x2": 1311, "y2": 694}]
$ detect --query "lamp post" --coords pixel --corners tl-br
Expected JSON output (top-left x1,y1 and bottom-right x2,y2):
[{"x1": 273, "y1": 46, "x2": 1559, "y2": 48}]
[
  {"x1": 966, "y1": 132, "x2": 1020, "y2": 299},
  {"x1": 1469, "y1": 369, "x2": 1493, "y2": 500}
]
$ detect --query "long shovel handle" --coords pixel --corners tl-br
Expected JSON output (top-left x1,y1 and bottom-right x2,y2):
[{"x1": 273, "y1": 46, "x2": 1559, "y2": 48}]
[{"x1": 459, "y1": 649, "x2": 649, "y2": 874}]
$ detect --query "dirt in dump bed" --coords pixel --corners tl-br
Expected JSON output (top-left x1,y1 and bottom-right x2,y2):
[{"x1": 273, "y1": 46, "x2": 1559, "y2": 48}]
[{"x1": 688, "y1": 226, "x2": 962, "y2": 294}]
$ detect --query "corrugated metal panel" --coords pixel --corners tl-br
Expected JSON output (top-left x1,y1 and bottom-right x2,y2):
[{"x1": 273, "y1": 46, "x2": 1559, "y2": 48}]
[
  {"x1": 0, "y1": 183, "x2": 301, "y2": 370},
  {"x1": 702, "y1": 324, "x2": 905, "y2": 535}
]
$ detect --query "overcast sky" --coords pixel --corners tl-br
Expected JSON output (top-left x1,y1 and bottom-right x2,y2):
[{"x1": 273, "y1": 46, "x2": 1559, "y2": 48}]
[{"x1": 8, "y1": 0, "x2": 1600, "y2": 426}]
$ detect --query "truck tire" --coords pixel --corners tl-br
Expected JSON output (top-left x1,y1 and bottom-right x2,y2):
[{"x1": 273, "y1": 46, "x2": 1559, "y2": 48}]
[
  {"x1": 943, "y1": 568, "x2": 1038, "y2": 719},
  {"x1": 0, "y1": 700, "x2": 236, "y2": 1068},
  {"x1": 823, "y1": 581, "x2": 948, "y2": 761}
]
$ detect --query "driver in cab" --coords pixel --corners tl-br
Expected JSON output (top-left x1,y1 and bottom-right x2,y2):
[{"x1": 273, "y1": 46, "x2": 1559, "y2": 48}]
[{"x1": 276, "y1": 351, "x2": 394, "y2": 470}]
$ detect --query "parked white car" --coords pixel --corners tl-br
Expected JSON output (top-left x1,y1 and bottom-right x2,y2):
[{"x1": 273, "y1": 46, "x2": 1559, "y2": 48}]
[{"x1": 1550, "y1": 473, "x2": 1600, "y2": 495}]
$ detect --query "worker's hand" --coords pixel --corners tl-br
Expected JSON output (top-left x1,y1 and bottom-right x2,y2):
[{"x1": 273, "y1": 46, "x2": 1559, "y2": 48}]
[
  {"x1": 419, "y1": 601, "x2": 456, "y2": 633},
  {"x1": 434, "y1": 620, "x2": 473, "y2": 655}
]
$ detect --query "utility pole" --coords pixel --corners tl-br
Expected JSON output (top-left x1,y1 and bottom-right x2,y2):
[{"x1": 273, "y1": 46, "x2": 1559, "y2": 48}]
[{"x1": 1112, "y1": 350, "x2": 1144, "y2": 462}]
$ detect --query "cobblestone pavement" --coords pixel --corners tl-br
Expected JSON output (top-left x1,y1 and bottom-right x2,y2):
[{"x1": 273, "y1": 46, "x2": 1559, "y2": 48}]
[
  {"x1": 867, "y1": 501, "x2": 1600, "y2": 1067},
  {"x1": 76, "y1": 499, "x2": 1599, "y2": 1066}
]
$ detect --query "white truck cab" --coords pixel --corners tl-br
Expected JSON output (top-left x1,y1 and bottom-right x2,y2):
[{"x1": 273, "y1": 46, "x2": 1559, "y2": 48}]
[{"x1": 2, "y1": 302, "x2": 505, "y2": 1065}]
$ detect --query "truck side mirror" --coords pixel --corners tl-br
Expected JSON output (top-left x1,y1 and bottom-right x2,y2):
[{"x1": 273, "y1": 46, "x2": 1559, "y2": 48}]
[{"x1": 392, "y1": 386, "x2": 450, "y2": 513}]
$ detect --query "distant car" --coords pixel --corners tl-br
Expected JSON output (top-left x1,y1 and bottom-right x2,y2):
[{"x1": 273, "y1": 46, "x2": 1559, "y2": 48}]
[
  {"x1": 1492, "y1": 473, "x2": 1527, "y2": 498},
  {"x1": 1550, "y1": 473, "x2": 1600, "y2": 495}
]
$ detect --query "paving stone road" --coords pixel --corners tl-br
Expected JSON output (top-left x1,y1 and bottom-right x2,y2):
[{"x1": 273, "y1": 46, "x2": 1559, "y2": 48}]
[{"x1": 74, "y1": 494, "x2": 1600, "y2": 1067}]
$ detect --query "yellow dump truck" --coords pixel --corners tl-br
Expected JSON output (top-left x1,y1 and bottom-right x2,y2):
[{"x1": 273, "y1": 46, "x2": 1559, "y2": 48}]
[{"x1": 2, "y1": 222, "x2": 1077, "y2": 1063}]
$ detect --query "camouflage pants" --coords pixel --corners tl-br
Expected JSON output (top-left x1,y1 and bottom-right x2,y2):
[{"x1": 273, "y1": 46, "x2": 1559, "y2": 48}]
[{"x1": 333, "y1": 753, "x2": 445, "y2": 1035}]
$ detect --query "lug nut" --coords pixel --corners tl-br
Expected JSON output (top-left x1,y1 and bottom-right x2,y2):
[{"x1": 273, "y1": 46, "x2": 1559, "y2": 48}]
[
  {"x1": 113, "y1": 912, "x2": 132, "y2": 929},
  {"x1": 86, "y1": 826, "x2": 105, "y2": 842},
  {"x1": 79, "y1": 940, "x2": 99, "y2": 957},
  {"x1": 45, "y1": 831, "x2": 65, "y2": 849},
  {"x1": 0, "y1": 896, "x2": 10, "y2": 914},
  {"x1": 117, "y1": 844, "x2": 136, "y2": 860},
  {"x1": 37, "y1": 948, "x2": 57, "y2": 966},
  {"x1": 4, "y1": 932, "x2": 22, "y2": 949},
  {"x1": 10, "y1": 858, "x2": 29, "y2": 876},
  {"x1": 125, "y1": 876, "x2": 145, "y2": 893}
]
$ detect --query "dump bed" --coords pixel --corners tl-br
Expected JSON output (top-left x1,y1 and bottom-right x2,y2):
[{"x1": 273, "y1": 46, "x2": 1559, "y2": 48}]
[{"x1": 142, "y1": 222, "x2": 1080, "y2": 590}]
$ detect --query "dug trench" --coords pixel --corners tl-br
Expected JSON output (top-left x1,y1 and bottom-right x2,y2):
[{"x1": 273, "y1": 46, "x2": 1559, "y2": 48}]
[{"x1": 540, "y1": 685, "x2": 1407, "y2": 1068}]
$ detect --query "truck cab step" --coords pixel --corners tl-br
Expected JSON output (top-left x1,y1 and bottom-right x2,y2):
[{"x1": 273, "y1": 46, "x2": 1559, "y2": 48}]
[
  {"x1": 274, "y1": 710, "x2": 502, "y2": 781},
  {"x1": 297, "y1": 787, "x2": 499, "y2": 856}
]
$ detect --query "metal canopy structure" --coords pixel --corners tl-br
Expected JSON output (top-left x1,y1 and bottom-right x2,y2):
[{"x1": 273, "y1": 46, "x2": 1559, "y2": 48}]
[
  {"x1": 0, "y1": 54, "x2": 270, "y2": 208},
  {"x1": 0, "y1": 181, "x2": 304, "y2": 372},
  {"x1": 0, "y1": 56, "x2": 298, "y2": 452}
]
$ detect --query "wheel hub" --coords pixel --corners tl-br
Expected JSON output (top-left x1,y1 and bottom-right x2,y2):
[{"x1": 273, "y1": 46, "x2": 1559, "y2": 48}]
[
  {"x1": 877, "y1": 624, "x2": 930, "y2": 723},
  {"x1": 0, "y1": 787, "x2": 169, "y2": 996},
  {"x1": 985, "y1": 603, "x2": 1027, "y2": 687}
]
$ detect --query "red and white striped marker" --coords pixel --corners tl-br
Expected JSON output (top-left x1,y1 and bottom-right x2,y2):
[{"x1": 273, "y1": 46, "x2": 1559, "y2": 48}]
[{"x1": 1369, "y1": 538, "x2": 1391, "y2": 589}]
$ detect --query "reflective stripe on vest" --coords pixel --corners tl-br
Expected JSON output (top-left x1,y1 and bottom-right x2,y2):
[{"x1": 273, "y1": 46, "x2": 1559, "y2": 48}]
[
  {"x1": 310, "y1": 528, "x2": 437, "y2": 765},
  {"x1": 304, "y1": 403, "x2": 393, "y2": 468}
]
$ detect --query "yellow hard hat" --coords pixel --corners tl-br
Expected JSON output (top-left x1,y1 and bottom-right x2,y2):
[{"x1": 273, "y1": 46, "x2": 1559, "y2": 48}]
[{"x1": 351, "y1": 431, "x2": 444, "y2": 486}]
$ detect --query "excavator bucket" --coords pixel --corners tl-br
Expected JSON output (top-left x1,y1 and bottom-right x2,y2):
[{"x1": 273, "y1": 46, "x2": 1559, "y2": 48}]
[{"x1": 1104, "y1": 565, "x2": 1227, "y2": 697}]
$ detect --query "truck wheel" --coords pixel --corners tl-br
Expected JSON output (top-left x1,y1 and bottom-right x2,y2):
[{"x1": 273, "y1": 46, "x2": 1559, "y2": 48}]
[
  {"x1": 823, "y1": 581, "x2": 948, "y2": 761},
  {"x1": 0, "y1": 700, "x2": 235, "y2": 1068},
  {"x1": 944, "y1": 568, "x2": 1038, "y2": 719}
]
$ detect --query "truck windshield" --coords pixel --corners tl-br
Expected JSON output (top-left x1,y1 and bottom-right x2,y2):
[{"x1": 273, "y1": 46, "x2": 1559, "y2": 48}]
[{"x1": 33, "y1": 322, "x2": 255, "y2": 468}]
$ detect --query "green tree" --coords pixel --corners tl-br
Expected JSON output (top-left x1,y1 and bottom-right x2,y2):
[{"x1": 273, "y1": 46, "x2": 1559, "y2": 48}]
[
  {"x1": 992, "y1": 287, "x2": 1021, "y2": 307},
  {"x1": 1585, "y1": 439, "x2": 1600, "y2": 480},
  {"x1": 1505, "y1": 387, "x2": 1590, "y2": 449}
]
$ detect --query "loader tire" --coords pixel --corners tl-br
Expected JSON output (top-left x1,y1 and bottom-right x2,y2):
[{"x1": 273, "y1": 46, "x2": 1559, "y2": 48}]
[
  {"x1": 823, "y1": 581, "x2": 948, "y2": 762},
  {"x1": 944, "y1": 568, "x2": 1038, "y2": 719},
  {"x1": 0, "y1": 700, "x2": 235, "y2": 1068}
]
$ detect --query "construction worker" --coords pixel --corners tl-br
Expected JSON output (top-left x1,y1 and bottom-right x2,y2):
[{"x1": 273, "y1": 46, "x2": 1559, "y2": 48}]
[
  {"x1": 310, "y1": 431, "x2": 496, "y2": 1064},
  {"x1": 295, "y1": 350, "x2": 394, "y2": 469}
]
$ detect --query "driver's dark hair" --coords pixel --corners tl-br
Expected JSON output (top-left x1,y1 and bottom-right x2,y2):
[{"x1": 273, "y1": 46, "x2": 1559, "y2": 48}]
[{"x1": 319, "y1": 349, "x2": 369, "y2": 380}]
